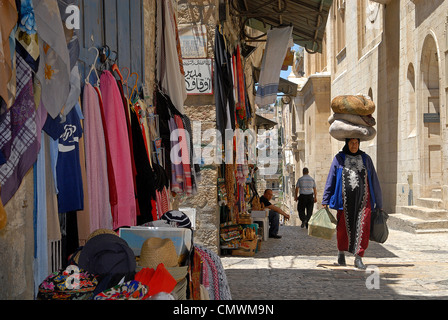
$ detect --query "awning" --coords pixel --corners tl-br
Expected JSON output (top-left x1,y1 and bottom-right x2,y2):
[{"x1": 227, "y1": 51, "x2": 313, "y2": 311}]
[
  {"x1": 230, "y1": 0, "x2": 334, "y2": 54},
  {"x1": 256, "y1": 114, "x2": 278, "y2": 129}
]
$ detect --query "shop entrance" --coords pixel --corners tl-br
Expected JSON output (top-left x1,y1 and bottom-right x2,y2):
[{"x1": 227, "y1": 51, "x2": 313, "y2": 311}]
[{"x1": 420, "y1": 34, "x2": 442, "y2": 197}]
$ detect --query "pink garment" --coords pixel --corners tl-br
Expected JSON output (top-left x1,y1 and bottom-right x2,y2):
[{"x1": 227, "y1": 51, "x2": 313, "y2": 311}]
[
  {"x1": 100, "y1": 71, "x2": 136, "y2": 229},
  {"x1": 82, "y1": 83, "x2": 112, "y2": 231}
]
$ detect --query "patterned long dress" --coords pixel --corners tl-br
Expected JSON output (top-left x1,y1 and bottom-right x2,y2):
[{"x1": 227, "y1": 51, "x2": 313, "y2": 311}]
[{"x1": 337, "y1": 154, "x2": 372, "y2": 257}]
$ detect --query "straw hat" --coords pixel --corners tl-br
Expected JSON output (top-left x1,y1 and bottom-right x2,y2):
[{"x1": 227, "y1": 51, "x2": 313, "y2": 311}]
[
  {"x1": 138, "y1": 238, "x2": 179, "y2": 269},
  {"x1": 87, "y1": 229, "x2": 117, "y2": 241}
]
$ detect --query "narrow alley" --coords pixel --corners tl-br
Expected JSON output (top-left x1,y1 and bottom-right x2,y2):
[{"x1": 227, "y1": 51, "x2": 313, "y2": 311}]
[{"x1": 221, "y1": 217, "x2": 448, "y2": 300}]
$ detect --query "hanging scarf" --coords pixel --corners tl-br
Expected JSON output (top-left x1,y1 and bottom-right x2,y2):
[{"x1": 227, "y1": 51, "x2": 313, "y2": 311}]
[
  {"x1": 15, "y1": 0, "x2": 40, "y2": 73},
  {"x1": 34, "y1": 0, "x2": 71, "y2": 119},
  {"x1": 0, "y1": 54, "x2": 39, "y2": 205},
  {"x1": 0, "y1": 0, "x2": 18, "y2": 108}
]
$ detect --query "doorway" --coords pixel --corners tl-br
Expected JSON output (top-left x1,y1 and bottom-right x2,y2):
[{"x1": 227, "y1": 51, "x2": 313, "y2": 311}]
[{"x1": 420, "y1": 34, "x2": 442, "y2": 196}]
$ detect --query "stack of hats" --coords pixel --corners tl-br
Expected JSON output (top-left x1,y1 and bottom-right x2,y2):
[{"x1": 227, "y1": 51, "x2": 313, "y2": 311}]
[
  {"x1": 136, "y1": 237, "x2": 189, "y2": 300},
  {"x1": 328, "y1": 95, "x2": 377, "y2": 142}
]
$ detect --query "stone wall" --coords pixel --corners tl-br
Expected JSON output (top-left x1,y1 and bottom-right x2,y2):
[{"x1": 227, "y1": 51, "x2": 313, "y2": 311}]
[
  {"x1": 0, "y1": 171, "x2": 34, "y2": 300},
  {"x1": 176, "y1": 0, "x2": 220, "y2": 252}
]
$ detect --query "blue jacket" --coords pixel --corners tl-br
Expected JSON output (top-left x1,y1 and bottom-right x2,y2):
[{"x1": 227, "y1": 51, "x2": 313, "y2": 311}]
[{"x1": 322, "y1": 152, "x2": 383, "y2": 211}]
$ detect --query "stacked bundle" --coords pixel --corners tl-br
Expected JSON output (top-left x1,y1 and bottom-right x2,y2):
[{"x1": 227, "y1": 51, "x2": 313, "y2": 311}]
[{"x1": 328, "y1": 95, "x2": 377, "y2": 142}]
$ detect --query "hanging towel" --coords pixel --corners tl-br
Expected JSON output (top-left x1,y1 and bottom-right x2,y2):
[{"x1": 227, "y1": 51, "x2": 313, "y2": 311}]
[
  {"x1": 255, "y1": 26, "x2": 293, "y2": 107},
  {"x1": 100, "y1": 71, "x2": 136, "y2": 229},
  {"x1": 83, "y1": 83, "x2": 112, "y2": 231}
]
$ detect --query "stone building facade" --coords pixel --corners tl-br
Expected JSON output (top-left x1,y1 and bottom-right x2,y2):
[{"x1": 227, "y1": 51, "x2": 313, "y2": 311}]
[{"x1": 286, "y1": 0, "x2": 448, "y2": 232}]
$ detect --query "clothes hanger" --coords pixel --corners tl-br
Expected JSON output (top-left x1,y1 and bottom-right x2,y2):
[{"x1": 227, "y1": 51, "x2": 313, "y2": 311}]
[
  {"x1": 121, "y1": 67, "x2": 130, "y2": 98},
  {"x1": 86, "y1": 47, "x2": 100, "y2": 87},
  {"x1": 130, "y1": 72, "x2": 139, "y2": 103}
]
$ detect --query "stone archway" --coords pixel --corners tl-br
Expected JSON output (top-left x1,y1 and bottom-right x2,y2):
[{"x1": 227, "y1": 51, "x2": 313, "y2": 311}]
[{"x1": 419, "y1": 34, "x2": 442, "y2": 197}]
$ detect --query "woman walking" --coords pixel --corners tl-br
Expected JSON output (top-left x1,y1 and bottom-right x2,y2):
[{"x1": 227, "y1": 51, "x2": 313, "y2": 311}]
[{"x1": 322, "y1": 138, "x2": 383, "y2": 269}]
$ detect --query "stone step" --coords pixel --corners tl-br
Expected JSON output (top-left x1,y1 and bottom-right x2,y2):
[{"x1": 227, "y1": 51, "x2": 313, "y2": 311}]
[
  {"x1": 388, "y1": 213, "x2": 448, "y2": 234},
  {"x1": 415, "y1": 197, "x2": 443, "y2": 209},
  {"x1": 399, "y1": 205, "x2": 448, "y2": 219}
]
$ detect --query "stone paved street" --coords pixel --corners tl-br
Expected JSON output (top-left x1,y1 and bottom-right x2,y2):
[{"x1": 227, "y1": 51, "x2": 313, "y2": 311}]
[{"x1": 221, "y1": 218, "x2": 448, "y2": 300}]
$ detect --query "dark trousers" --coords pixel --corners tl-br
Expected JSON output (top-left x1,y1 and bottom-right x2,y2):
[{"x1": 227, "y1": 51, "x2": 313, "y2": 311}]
[
  {"x1": 268, "y1": 210, "x2": 280, "y2": 236},
  {"x1": 298, "y1": 194, "x2": 315, "y2": 223}
]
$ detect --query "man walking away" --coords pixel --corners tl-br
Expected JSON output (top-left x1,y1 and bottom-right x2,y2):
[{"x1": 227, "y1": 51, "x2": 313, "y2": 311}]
[{"x1": 295, "y1": 168, "x2": 317, "y2": 229}]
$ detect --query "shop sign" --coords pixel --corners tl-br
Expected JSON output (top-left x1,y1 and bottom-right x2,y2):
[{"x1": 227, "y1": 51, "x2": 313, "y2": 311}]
[
  {"x1": 423, "y1": 113, "x2": 440, "y2": 123},
  {"x1": 183, "y1": 58, "x2": 213, "y2": 95}
]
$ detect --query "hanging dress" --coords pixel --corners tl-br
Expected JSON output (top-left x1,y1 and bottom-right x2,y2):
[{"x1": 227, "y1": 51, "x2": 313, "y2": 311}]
[{"x1": 100, "y1": 70, "x2": 136, "y2": 229}]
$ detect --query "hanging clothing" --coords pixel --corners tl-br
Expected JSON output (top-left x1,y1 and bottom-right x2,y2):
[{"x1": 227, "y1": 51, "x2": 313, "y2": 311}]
[
  {"x1": 83, "y1": 83, "x2": 112, "y2": 231},
  {"x1": 15, "y1": 0, "x2": 40, "y2": 74},
  {"x1": 116, "y1": 77, "x2": 140, "y2": 218},
  {"x1": 43, "y1": 133, "x2": 61, "y2": 244},
  {"x1": 0, "y1": 54, "x2": 39, "y2": 205},
  {"x1": 214, "y1": 27, "x2": 235, "y2": 137},
  {"x1": 94, "y1": 85, "x2": 118, "y2": 208},
  {"x1": 0, "y1": 0, "x2": 18, "y2": 108},
  {"x1": 174, "y1": 115, "x2": 193, "y2": 196},
  {"x1": 156, "y1": 0, "x2": 187, "y2": 113},
  {"x1": 130, "y1": 107, "x2": 156, "y2": 225},
  {"x1": 33, "y1": 136, "x2": 48, "y2": 297},
  {"x1": 100, "y1": 70, "x2": 136, "y2": 229},
  {"x1": 255, "y1": 26, "x2": 293, "y2": 107},
  {"x1": 34, "y1": 0, "x2": 71, "y2": 119},
  {"x1": 43, "y1": 104, "x2": 84, "y2": 214}
]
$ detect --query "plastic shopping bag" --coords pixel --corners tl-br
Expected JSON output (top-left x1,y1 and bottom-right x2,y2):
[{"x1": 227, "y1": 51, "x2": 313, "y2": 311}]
[{"x1": 308, "y1": 207, "x2": 338, "y2": 240}]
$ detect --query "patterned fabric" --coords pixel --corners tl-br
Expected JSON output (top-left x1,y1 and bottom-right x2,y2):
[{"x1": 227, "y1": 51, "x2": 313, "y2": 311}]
[
  {"x1": 34, "y1": 0, "x2": 71, "y2": 119},
  {"x1": 194, "y1": 245, "x2": 232, "y2": 300},
  {"x1": 38, "y1": 265, "x2": 99, "y2": 300},
  {"x1": 94, "y1": 280, "x2": 148, "y2": 300},
  {"x1": 15, "y1": 0, "x2": 40, "y2": 73},
  {"x1": 0, "y1": 54, "x2": 39, "y2": 205},
  {"x1": 338, "y1": 155, "x2": 372, "y2": 257}
]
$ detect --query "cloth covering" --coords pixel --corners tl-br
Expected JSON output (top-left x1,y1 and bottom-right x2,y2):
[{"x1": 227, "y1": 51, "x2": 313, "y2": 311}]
[
  {"x1": 328, "y1": 113, "x2": 376, "y2": 127},
  {"x1": 329, "y1": 119, "x2": 377, "y2": 142}
]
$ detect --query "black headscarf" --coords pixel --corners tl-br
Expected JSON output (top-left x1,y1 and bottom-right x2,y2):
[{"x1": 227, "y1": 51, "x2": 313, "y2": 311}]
[{"x1": 343, "y1": 138, "x2": 363, "y2": 156}]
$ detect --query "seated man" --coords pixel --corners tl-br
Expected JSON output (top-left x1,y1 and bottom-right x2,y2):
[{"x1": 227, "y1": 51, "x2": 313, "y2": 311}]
[{"x1": 259, "y1": 189, "x2": 290, "y2": 239}]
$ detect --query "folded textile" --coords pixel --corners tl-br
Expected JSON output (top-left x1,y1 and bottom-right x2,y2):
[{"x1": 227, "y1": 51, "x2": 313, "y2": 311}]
[
  {"x1": 328, "y1": 113, "x2": 376, "y2": 127},
  {"x1": 329, "y1": 119, "x2": 377, "y2": 142}
]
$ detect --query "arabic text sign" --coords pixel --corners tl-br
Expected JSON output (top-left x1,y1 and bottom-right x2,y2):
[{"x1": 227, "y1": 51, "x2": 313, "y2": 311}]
[{"x1": 184, "y1": 58, "x2": 213, "y2": 95}]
